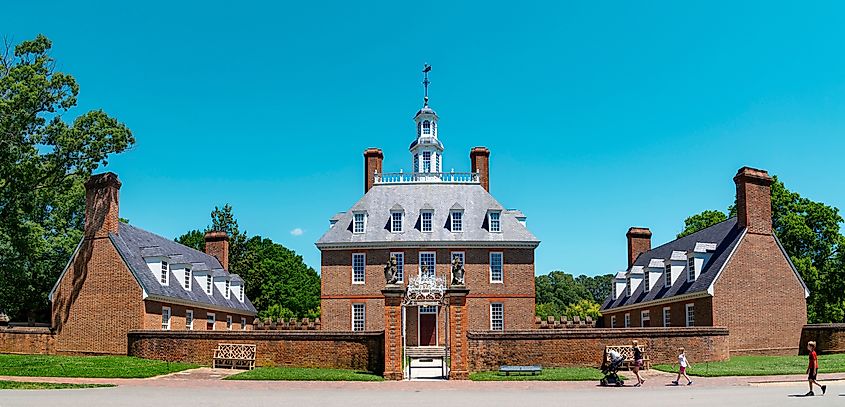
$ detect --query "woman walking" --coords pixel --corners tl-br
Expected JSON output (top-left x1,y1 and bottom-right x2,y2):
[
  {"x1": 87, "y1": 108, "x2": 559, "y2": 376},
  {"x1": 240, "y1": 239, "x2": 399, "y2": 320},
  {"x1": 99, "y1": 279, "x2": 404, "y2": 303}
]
[{"x1": 632, "y1": 340, "x2": 645, "y2": 387}]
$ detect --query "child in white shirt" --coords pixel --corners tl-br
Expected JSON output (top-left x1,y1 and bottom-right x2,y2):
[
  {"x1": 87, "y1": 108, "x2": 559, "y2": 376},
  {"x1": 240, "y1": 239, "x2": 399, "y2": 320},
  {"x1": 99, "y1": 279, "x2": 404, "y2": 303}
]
[{"x1": 672, "y1": 347, "x2": 693, "y2": 386}]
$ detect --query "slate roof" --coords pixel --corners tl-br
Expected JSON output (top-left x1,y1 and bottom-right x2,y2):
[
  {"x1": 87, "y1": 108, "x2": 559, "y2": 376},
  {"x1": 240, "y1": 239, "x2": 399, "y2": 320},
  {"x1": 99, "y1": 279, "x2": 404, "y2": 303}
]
[
  {"x1": 110, "y1": 223, "x2": 257, "y2": 315},
  {"x1": 316, "y1": 183, "x2": 539, "y2": 248},
  {"x1": 601, "y1": 218, "x2": 743, "y2": 311}
]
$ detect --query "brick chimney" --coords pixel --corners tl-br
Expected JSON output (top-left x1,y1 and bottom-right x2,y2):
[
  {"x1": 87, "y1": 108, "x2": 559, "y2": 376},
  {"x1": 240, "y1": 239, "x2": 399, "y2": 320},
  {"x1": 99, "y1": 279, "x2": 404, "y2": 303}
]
[
  {"x1": 363, "y1": 148, "x2": 383, "y2": 194},
  {"x1": 626, "y1": 227, "x2": 652, "y2": 269},
  {"x1": 470, "y1": 147, "x2": 490, "y2": 192},
  {"x1": 734, "y1": 166, "x2": 773, "y2": 235},
  {"x1": 205, "y1": 231, "x2": 230, "y2": 270},
  {"x1": 84, "y1": 172, "x2": 122, "y2": 239}
]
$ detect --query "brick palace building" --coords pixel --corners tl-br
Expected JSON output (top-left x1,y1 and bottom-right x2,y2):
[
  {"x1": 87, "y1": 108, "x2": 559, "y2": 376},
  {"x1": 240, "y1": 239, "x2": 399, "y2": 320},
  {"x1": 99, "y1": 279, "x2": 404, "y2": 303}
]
[
  {"x1": 316, "y1": 77, "x2": 540, "y2": 347},
  {"x1": 49, "y1": 173, "x2": 257, "y2": 354},
  {"x1": 601, "y1": 167, "x2": 809, "y2": 355}
]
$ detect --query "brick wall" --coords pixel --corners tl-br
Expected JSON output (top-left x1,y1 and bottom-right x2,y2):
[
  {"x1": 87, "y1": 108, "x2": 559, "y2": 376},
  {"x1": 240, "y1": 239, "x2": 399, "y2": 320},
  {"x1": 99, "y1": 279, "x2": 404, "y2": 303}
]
[
  {"x1": 799, "y1": 324, "x2": 845, "y2": 355},
  {"x1": 0, "y1": 327, "x2": 55, "y2": 355},
  {"x1": 712, "y1": 233, "x2": 807, "y2": 355},
  {"x1": 127, "y1": 330, "x2": 384, "y2": 373},
  {"x1": 467, "y1": 327, "x2": 730, "y2": 372}
]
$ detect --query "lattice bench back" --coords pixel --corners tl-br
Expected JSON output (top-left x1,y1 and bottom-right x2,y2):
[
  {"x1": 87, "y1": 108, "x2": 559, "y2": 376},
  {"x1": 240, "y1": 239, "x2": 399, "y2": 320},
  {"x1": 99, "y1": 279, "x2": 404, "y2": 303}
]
[{"x1": 213, "y1": 343, "x2": 256, "y2": 370}]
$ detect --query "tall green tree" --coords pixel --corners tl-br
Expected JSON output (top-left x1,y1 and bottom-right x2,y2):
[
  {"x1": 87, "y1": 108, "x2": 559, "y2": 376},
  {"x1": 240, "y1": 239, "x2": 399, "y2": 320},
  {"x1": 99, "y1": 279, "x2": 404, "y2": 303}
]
[
  {"x1": 575, "y1": 274, "x2": 614, "y2": 303},
  {"x1": 677, "y1": 210, "x2": 728, "y2": 238},
  {"x1": 0, "y1": 35, "x2": 134, "y2": 321}
]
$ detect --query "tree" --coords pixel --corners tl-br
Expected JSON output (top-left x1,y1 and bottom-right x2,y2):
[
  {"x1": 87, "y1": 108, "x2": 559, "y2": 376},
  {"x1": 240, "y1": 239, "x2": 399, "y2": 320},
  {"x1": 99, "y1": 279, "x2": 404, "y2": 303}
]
[
  {"x1": 0, "y1": 35, "x2": 134, "y2": 321},
  {"x1": 677, "y1": 210, "x2": 728, "y2": 238},
  {"x1": 575, "y1": 274, "x2": 614, "y2": 304},
  {"x1": 561, "y1": 299, "x2": 602, "y2": 320},
  {"x1": 535, "y1": 271, "x2": 591, "y2": 311}
]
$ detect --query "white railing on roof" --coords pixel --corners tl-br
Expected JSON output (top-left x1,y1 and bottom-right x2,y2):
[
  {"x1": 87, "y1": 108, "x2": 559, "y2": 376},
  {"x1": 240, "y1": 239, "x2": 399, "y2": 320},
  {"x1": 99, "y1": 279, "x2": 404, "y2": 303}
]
[{"x1": 374, "y1": 171, "x2": 479, "y2": 185}]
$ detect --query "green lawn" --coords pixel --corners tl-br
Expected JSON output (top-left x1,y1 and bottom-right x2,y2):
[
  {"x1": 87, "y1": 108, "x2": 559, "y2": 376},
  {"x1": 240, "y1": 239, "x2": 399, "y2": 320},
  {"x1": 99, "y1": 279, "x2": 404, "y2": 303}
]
[
  {"x1": 653, "y1": 354, "x2": 845, "y2": 377},
  {"x1": 470, "y1": 367, "x2": 617, "y2": 381},
  {"x1": 226, "y1": 367, "x2": 384, "y2": 381},
  {"x1": 0, "y1": 380, "x2": 114, "y2": 390},
  {"x1": 0, "y1": 354, "x2": 197, "y2": 378}
]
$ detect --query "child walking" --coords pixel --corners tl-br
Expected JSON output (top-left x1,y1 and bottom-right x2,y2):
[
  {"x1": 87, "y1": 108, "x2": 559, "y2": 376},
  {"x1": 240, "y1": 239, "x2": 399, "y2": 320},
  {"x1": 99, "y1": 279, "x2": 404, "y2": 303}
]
[
  {"x1": 671, "y1": 347, "x2": 693, "y2": 386},
  {"x1": 805, "y1": 341, "x2": 827, "y2": 396}
]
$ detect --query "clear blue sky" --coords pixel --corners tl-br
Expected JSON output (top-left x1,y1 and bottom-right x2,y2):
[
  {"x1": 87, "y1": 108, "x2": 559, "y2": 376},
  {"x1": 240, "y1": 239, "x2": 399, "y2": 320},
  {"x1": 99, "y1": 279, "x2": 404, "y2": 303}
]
[{"x1": 7, "y1": 1, "x2": 845, "y2": 277}]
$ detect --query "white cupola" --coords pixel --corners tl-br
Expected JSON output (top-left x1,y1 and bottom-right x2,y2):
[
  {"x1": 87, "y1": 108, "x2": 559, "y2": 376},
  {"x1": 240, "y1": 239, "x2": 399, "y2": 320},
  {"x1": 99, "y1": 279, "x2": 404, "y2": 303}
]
[{"x1": 409, "y1": 64, "x2": 444, "y2": 175}]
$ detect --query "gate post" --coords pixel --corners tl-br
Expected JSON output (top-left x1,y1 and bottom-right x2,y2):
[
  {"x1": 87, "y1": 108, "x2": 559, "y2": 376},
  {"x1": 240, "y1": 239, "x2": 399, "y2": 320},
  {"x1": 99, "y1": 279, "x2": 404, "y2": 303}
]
[
  {"x1": 446, "y1": 286, "x2": 470, "y2": 380},
  {"x1": 382, "y1": 284, "x2": 404, "y2": 380}
]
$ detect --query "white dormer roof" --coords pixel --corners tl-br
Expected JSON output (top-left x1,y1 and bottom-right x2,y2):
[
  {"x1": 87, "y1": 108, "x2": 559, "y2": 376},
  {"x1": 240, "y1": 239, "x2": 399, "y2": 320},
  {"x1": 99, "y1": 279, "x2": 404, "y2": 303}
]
[
  {"x1": 693, "y1": 242, "x2": 718, "y2": 253},
  {"x1": 670, "y1": 250, "x2": 687, "y2": 261},
  {"x1": 626, "y1": 266, "x2": 644, "y2": 276},
  {"x1": 647, "y1": 258, "x2": 665, "y2": 268}
]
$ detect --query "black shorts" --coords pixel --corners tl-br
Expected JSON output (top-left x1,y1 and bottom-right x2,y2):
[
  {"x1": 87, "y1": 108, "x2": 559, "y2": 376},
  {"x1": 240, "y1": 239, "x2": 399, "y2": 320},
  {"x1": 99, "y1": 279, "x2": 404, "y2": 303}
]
[{"x1": 808, "y1": 369, "x2": 817, "y2": 380}]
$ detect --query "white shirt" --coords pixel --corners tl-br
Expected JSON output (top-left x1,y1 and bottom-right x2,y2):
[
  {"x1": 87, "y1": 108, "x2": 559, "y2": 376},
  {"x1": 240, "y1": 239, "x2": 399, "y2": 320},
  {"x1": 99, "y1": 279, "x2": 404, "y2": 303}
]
[{"x1": 679, "y1": 354, "x2": 688, "y2": 368}]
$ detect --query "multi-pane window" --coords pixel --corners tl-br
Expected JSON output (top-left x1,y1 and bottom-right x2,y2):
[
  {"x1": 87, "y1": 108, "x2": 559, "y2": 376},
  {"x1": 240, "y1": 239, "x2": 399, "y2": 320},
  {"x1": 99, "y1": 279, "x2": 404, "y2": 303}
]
[
  {"x1": 611, "y1": 315, "x2": 617, "y2": 328},
  {"x1": 436, "y1": 154, "x2": 441, "y2": 172},
  {"x1": 626, "y1": 277, "x2": 632, "y2": 297},
  {"x1": 184, "y1": 268, "x2": 192, "y2": 290},
  {"x1": 490, "y1": 303, "x2": 504, "y2": 331},
  {"x1": 352, "y1": 253, "x2": 366, "y2": 284},
  {"x1": 241, "y1": 317, "x2": 247, "y2": 331},
  {"x1": 391, "y1": 211, "x2": 403, "y2": 232},
  {"x1": 663, "y1": 307, "x2": 671, "y2": 327},
  {"x1": 160, "y1": 261, "x2": 169, "y2": 284},
  {"x1": 239, "y1": 284, "x2": 245, "y2": 302},
  {"x1": 420, "y1": 252, "x2": 436, "y2": 278},
  {"x1": 451, "y1": 211, "x2": 463, "y2": 232},
  {"x1": 161, "y1": 306, "x2": 171, "y2": 330},
  {"x1": 422, "y1": 151, "x2": 431, "y2": 172},
  {"x1": 225, "y1": 279, "x2": 231, "y2": 299},
  {"x1": 353, "y1": 213, "x2": 366, "y2": 234},
  {"x1": 414, "y1": 154, "x2": 419, "y2": 172},
  {"x1": 641, "y1": 310, "x2": 650, "y2": 327},
  {"x1": 422, "y1": 120, "x2": 431, "y2": 135},
  {"x1": 490, "y1": 252, "x2": 503, "y2": 283},
  {"x1": 390, "y1": 252, "x2": 404, "y2": 281},
  {"x1": 643, "y1": 271, "x2": 650, "y2": 293},
  {"x1": 207, "y1": 313, "x2": 215, "y2": 330},
  {"x1": 451, "y1": 252, "x2": 465, "y2": 269},
  {"x1": 186, "y1": 310, "x2": 193, "y2": 331},
  {"x1": 206, "y1": 275, "x2": 212, "y2": 295},
  {"x1": 489, "y1": 211, "x2": 501, "y2": 232},
  {"x1": 420, "y1": 305, "x2": 437, "y2": 314},
  {"x1": 686, "y1": 304, "x2": 695, "y2": 327},
  {"x1": 624, "y1": 313, "x2": 630, "y2": 328},
  {"x1": 421, "y1": 211, "x2": 433, "y2": 232},
  {"x1": 226, "y1": 315, "x2": 233, "y2": 331},
  {"x1": 664, "y1": 263, "x2": 672, "y2": 288},
  {"x1": 352, "y1": 303, "x2": 365, "y2": 331},
  {"x1": 687, "y1": 257, "x2": 696, "y2": 282}
]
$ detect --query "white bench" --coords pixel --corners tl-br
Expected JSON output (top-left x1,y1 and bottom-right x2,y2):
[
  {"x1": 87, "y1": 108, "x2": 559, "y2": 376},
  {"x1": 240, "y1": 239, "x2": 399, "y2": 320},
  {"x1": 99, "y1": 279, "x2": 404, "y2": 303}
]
[{"x1": 213, "y1": 343, "x2": 256, "y2": 370}]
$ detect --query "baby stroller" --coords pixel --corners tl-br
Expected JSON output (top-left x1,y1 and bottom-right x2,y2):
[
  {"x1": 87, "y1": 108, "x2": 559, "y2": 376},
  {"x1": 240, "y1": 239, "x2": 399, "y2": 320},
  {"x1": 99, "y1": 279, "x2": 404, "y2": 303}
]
[{"x1": 600, "y1": 349, "x2": 625, "y2": 387}]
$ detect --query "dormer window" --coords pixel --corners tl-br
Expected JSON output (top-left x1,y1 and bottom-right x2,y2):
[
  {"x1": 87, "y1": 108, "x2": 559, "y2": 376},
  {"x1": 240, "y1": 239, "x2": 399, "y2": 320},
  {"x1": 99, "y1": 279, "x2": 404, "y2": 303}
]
[
  {"x1": 625, "y1": 277, "x2": 631, "y2": 296},
  {"x1": 206, "y1": 275, "x2": 213, "y2": 295},
  {"x1": 240, "y1": 284, "x2": 245, "y2": 302},
  {"x1": 421, "y1": 211, "x2": 433, "y2": 232},
  {"x1": 643, "y1": 271, "x2": 650, "y2": 293},
  {"x1": 183, "y1": 267, "x2": 192, "y2": 290},
  {"x1": 225, "y1": 279, "x2": 231, "y2": 299},
  {"x1": 353, "y1": 212, "x2": 366, "y2": 234},
  {"x1": 451, "y1": 210, "x2": 463, "y2": 232},
  {"x1": 687, "y1": 257, "x2": 696, "y2": 282},
  {"x1": 390, "y1": 211, "x2": 403, "y2": 233},
  {"x1": 664, "y1": 262, "x2": 672, "y2": 288},
  {"x1": 422, "y1": 120, "x2": 431, "y2": 135},
  {"x1": 160, "y1": 261, "x2": 169, "y2": 285},
  {"x1": 489, "y1": 211, "x2": 501, "y2": 233}
]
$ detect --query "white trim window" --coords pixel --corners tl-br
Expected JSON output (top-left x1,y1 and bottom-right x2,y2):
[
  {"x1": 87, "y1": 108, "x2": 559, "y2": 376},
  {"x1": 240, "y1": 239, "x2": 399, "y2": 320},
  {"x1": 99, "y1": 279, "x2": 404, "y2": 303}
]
[
  {"x1": 611, "y1": 315, "x2": 617, "y2": 328},
  {"x1": 390, "y1": 211, "x2": 403, "y2": 233},
  {"x1": 161, "y1": 306, "x2": 171, "y2": 330},
  {"x1": 641, "y1": 310, "x2": 650, "y2": 327},
  {"x1": 352, "y1": 303, "x2": 365, "y2": 331},
  {"x1": 420, "y1": 252, "x2": 436, "y2": 278},
  {"x1": 422, "y1": 151, "x2": 431, "y2": 172},
  {"x1": 489, "y1": 211, "x2": 501, "y2": 233},
  {"x1": 390, "y1": 252, "x2": 404, "y2": 282},
  {"x1": 663, "y1": 307, "x2": 671, "y2": 327},
  {"x1": 206, "y1": 275, "x2": 213, "y2": 295},
  {"x1": 451, "y1": 252, "x2": 465, "y2": 269},
  {"x1": 421, "y1": 211, "x2": 433, "y2": 232},
  {"x1": 626, "y1": 277, "x2": 632, "y2": 297},
  {"x1": 490, "y1": 303, "x2": 504, "y2": 331},
  {"x1": 687, "y1": 257, "x2": 696, "y2": 282},
  {"x1": 451, "y1": 210, "x2": 463, "y2": 232},
  {"x1": 224, "y1": 279, "x2": 231, "y2": 299},
  {"x1": 353, "y1": 212, "x2": 366, "y2": 234},
  {"x1": 490, "y1": 252, "x2": 503, "y2": 283},
  {"x1": 239, "y1": 284, "x2": 245, "y2": 302},
  {"x1": 241, "y1": 317, "x2": 247, "y2": 331},
  {"x1": 207, "y1": 313, "x2": 216, "y2": 330},
  {"x1": 183, "y1": 267, "x2": 192, "y2": 290},
  {"x1": 352, "y1": 253, "x2": 366, "y2": 284},
  {"x1": 686, "y1": 303, "x2": 695, "y2": 327},
  {"x1": 160, "y1": 261, "x2": 169, "y2": 285},
  {"x1": 186, "y1": 310, "x2": 194, "y2": 331},
  {"x1": 643, "y1": 271, "x2": 650, "y2": 293},
  {"x1": 664, "y1": 263, "x2": 672, "y2": 288},
  {"x1": 226, "y1": 315, "x2": 233, "y2": 331},
  {"x1": 624, "y1": 313, "x2": 630, "y2": 328}
]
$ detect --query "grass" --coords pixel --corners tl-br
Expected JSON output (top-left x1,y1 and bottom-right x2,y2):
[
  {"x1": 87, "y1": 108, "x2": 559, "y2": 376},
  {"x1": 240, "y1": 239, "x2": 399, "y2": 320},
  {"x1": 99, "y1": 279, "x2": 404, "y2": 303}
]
[
  {"x1": 470, "y1": 367, "x2": 620, "y2": 381},
  {"x1": 0, "y1": 380, "x2": 115, "y2": 390},
  {"x1": 0, "y1": 354, "x2": 197, "y2": 378},
  {"x1": 225, "y1": 367, "x2": 384, "y2": 381},
  {"x1": 653, "y1": 354, "x2": 845, "y2": 377}
]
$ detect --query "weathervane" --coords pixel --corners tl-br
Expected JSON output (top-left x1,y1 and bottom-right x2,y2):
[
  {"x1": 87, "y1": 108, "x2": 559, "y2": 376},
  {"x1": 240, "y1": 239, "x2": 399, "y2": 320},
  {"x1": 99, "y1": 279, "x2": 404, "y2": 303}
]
[{"x1": 422, "y1": 63, "x2": 432, "y2": 107}]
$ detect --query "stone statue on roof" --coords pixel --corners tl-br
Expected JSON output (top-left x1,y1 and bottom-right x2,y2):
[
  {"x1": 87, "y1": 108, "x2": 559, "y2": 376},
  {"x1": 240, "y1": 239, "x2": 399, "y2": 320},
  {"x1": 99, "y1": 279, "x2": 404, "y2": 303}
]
[
  {"x1": 451, "y1": 256, "x2": 465, "y2": 286},
  {"x1": 384, "y1": 255, "x2": 400, "y2": 285}
]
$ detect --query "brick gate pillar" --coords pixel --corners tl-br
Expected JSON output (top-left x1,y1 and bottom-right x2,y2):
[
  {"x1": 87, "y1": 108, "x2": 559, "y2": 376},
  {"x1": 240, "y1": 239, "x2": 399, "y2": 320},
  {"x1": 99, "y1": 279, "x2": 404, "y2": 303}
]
[
  {"x1": 382, "y1": 284, "x2": 404, "y2": 380},
  {"x1": 446, "y1": 286, "x2": 470, "y2": 380}
]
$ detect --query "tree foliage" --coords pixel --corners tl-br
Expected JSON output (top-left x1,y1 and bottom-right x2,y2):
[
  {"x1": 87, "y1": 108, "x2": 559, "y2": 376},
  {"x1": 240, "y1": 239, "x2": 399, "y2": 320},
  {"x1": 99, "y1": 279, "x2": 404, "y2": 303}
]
[
  {"x1": 176, "y1": 205, "x2": 320, "y2": 319},
  {"x1": 677, "y1": 210, "x2": 728, "y2": 238},
  {"x1": 535, "y1": 271, "x2": 611, "y2": 319},
  {"x1": 681, "y1": 176, "x2": 845, "y2": 323},
  {"x1": 0, "y1": 35, "x2": 134, "y2": 321}
]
